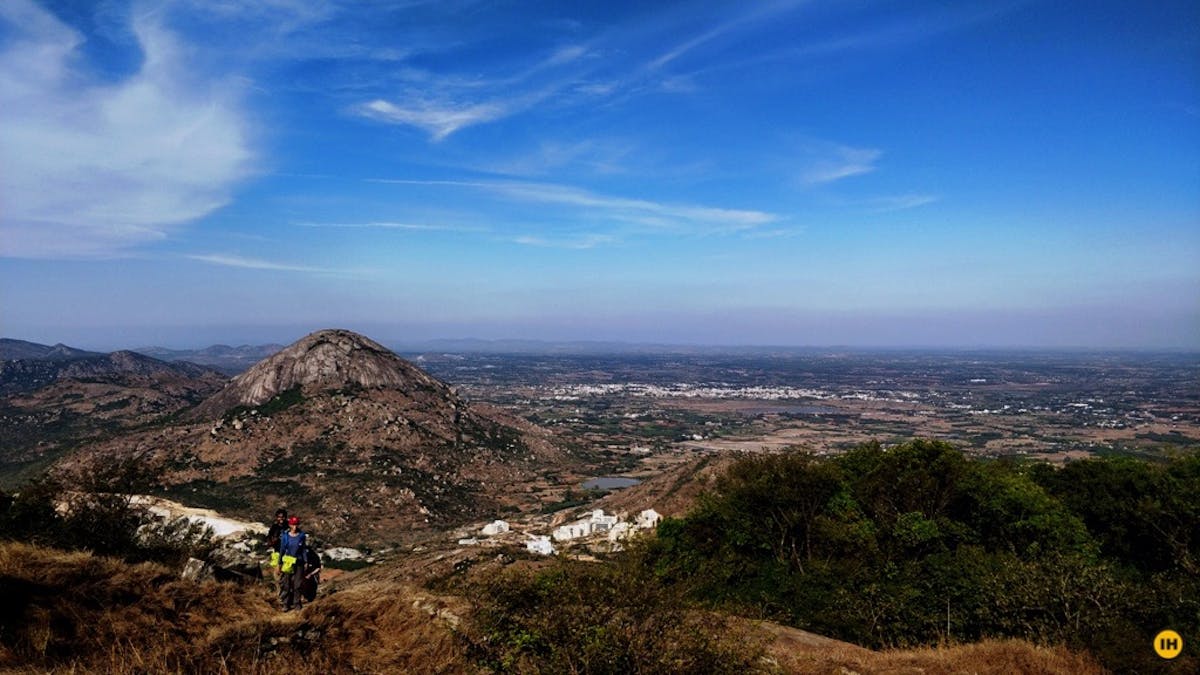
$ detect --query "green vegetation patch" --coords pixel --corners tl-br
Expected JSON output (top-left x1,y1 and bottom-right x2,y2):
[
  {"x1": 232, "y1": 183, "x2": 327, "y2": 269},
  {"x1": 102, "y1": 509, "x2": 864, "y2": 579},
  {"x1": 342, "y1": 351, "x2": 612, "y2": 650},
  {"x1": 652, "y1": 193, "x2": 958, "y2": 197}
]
[
  {"x1": 1135, "y1": 430, "x2": 1199, "y2": 445},
  {"x1": 155, "y1": 480, "x2": 252, "y2": 512},
  {"x1": 646, "y1": 440, "x2": 1200, "y2": 673},
  {"x1": 539, "y1": 488, "x2": 608, "y2": 514},
  {"x1": 224, "y1": 385, "x2": 305, "y2": 420},
  {"x1": 1, "y1": 455, "x2": 214, "y2": 568},
  {"x1": 458, "y1": 556, "x2": 766, "y2": 673}
]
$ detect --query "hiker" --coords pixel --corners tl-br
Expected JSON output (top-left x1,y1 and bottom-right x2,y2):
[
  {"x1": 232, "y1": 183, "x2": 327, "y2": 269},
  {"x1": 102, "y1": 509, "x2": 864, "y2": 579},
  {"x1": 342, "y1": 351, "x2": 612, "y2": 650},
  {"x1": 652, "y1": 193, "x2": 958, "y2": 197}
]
[
  {"x1": 278, "y1": 516, "x2": 308, "y2": 611},
  {"x1": 266, "y1": 508, "x2": 287, "y2": 587},
  {"x1": 300, "y1": 546, "x2": 323, "y2": 603}
]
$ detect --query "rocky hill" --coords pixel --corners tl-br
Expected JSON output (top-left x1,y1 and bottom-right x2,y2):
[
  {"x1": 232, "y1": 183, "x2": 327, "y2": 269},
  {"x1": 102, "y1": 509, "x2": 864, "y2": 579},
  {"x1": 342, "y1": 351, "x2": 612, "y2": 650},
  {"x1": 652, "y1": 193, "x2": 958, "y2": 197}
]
[
  {"x1": 0, "y1": 338, "x2": 101, "y2": 362},
  {"x1": 0, "y1": 347, "x2": 229, "y2": 486},
  {"x1": 1, "y1": 349, "x2": 223, "y2": 395},
  {"x1": 187, "y1": 330, "x2": 447, "y2": 420},
  {"x1": 80, "y1": 329, "x2": 576, "y2": 544}
]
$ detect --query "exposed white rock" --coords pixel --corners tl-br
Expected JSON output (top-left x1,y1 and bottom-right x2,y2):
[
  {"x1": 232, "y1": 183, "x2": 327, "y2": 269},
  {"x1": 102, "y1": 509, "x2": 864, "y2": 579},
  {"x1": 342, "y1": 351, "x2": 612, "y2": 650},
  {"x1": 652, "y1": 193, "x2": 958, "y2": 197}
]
[
  {"x1": 481, "y1": 520, "x2": 510, "y2": 536},
  {"x1": 131, "y1": 495, "x2": 267, "y2": 538},
  {"x1": 324, "y1": 546, "x2": 366, "y2": 561},
  {"x1": 180, "y1": 557, "x2": 211, "y2": 582}
]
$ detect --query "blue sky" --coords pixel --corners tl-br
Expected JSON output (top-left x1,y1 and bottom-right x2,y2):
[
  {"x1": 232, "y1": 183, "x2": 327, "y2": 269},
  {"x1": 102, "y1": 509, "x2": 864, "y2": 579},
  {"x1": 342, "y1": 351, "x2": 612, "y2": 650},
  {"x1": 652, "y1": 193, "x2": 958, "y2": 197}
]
[{"x1": 1, "y1": 0, "x2": 1197, "y2": 349}]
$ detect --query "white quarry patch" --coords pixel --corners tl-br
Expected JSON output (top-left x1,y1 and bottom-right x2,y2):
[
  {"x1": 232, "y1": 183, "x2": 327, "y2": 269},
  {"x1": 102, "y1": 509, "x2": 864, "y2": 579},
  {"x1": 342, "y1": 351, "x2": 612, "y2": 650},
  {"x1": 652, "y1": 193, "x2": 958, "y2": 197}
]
[
  {"x1": 131, "y1": 496, "x2": 268, "y2": 538},
  {"x1": 324, "y1": 546, "x2": 366, "y2": 561},
  {"x1": 481, "y1": 519, "x2": 510, "y2": 536}
]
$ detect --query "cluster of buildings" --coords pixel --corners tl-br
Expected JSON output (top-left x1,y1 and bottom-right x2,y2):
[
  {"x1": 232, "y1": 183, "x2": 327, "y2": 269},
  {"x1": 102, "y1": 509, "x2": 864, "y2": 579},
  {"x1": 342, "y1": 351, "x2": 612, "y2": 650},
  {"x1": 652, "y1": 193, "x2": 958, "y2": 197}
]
[{"x1": 466, "y1": 508, "x2": 662, "y2": 557}]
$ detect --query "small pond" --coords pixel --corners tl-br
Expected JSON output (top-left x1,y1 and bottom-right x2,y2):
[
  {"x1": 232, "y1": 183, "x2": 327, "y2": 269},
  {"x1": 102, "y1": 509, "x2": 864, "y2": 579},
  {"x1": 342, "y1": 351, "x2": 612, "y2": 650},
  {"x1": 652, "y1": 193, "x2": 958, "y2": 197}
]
[{"x1": 582, "y1": 476, "x2": 642, "y2": 490}]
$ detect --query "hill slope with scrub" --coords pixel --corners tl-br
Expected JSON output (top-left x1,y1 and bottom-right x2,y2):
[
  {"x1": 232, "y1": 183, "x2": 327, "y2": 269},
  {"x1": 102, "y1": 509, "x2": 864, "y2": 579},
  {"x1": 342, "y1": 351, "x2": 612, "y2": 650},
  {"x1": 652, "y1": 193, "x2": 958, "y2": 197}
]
[
  {"x1": 48, "y1": 329, "x2": 576, "y2": 545},
  {"x1": 647, "y1": 440, "x2": 1199, "y2": 673},
  {"x1": 0, "y1": 540, "x2": 1106, "y2": 674}
]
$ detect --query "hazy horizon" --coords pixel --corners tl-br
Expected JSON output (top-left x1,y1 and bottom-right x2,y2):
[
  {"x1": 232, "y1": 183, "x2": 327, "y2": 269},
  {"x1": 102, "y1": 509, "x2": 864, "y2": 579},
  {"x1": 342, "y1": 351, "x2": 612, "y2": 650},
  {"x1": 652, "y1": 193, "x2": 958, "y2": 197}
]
[
  {"x1": 2, "y1": 1, "x2": 1197, "y2": 350},
  {"x1": 5, "y1": 317, "x2": 1199, "y2": 354}
]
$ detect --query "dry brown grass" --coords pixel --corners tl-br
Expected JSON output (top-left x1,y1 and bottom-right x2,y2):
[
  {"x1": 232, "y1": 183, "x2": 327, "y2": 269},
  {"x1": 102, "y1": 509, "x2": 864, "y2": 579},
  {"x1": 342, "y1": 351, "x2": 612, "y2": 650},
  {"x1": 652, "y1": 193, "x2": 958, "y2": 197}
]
[
  {"x1": 0, "y1": 541, "x2": 474, "y2": 674},
  {"x1": 282, "y1": 581, "x2": 470, "y2": 673},
  {"x1": 761, "y1": 624, "x2": 1107, "y2": 675},
  {"x1": 0, "y1": 541, "x2": 272, "y2": 673},
  {"x1": 0, "y1": 542, "x2": 1110, "y2": 675}
]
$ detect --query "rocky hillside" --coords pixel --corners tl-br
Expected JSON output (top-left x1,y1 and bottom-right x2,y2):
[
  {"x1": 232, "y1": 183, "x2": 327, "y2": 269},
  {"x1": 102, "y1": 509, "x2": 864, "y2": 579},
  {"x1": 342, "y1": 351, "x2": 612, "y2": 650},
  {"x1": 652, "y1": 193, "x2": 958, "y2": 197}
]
[
  {"x1": 0, "y1": 349, "x2": 229, "y2": 486},
  {"x1": 1, "y1": 349, "x2": 223, "y2": 395},
  {"x1": 0, "y1": 338, "x2": 101, "y2": 361},
  {"x1": 187, "y1": 330, "x2": 448, "y2": 420},
  {"x1": 81, "y1": 329, "x2": 576, "y2": 545}
]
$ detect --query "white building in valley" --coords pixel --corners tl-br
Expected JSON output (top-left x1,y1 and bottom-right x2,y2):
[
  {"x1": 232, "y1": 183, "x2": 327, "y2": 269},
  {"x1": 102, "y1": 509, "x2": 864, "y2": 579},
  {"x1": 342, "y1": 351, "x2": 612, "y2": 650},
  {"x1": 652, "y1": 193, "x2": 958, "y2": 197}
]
[
  {"x1": 526, "y1": 535, "x2": 555, "y2": 556},
  {"x1": 636, "y1": 509, "x2": 661, "y2": 529},
  {"x1": 553, "y1": 509, "x2": 620, "y2": 541}
]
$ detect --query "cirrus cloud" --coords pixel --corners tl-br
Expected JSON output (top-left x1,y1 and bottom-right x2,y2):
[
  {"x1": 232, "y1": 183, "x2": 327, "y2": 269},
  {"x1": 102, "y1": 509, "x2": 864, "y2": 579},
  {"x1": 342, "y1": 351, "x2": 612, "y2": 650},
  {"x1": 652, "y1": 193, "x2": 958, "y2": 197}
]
[{"x1": 0, "y1": 0, "x2": 253, "y2": 259}]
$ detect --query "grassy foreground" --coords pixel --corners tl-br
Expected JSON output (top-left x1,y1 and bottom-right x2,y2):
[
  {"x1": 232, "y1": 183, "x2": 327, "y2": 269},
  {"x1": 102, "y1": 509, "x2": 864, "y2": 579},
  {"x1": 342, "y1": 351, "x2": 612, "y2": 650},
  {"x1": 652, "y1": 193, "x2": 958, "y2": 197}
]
[{"x1": 0, "y1": 541, "x2": 1105, "y2": 674}]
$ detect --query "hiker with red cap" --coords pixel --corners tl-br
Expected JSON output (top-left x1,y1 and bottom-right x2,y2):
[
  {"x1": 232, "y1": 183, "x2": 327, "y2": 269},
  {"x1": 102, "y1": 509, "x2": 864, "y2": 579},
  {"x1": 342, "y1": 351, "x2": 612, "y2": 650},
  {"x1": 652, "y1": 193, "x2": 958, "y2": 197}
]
[{"x1": 277, "y1": 515, "x2": 308, "y2": 611}]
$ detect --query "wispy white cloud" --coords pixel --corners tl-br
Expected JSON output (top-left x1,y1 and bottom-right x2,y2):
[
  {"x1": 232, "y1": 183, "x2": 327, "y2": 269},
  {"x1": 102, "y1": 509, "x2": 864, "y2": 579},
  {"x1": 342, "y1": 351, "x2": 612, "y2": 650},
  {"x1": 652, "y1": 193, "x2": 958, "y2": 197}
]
[
  {"x1": 372, "y1": 178, "x2": 777, "y2": 232},
  {"x1": 494, "y1": 182, "x2": 775, "y2": 229},
  {"x1": 186, "y1": 253, "x2": 329, "y2": 273},
  {"x1": 295, "y1": 220, "x2": 480, "y2": 232},
  {"x1": 867, "y1": 194, "x2": 939, "y2": 212},
  {"x1": 352, "y1": 6, "x2": 815, "y2": 140},
  {"x1": 742, "y1": 227, "x2": 805, "y2": 239},
  {"x1": 668, "y1": 3, "x2": 1022, "y2": 86},
  {"x1": 511, "y1": 234, "x2": 618, "y2": 249},
  {"x1": 545, "y1": 44, "x2": 589, "y2": 67},
  {"x1": 482, "y1": 139, "x2": 637, "y2": 176},
  {"x1": 645, "y1": 1, "x2": 806, "y2": 71},
  {"x1": 0, "y1": 1, "x2": 253, "y2": 259},
  {"x1": 354, "y1": 39, "x2": 590, "y2": 140},
  {"x1": 352, "y1": 2, "x2": 909, "y2": 142},
  {"x1": 357, "y1": 98, "x2": 512, "y2": 142},
  {"x1": 658, "y1": 76, "x2": 700, "y2": 94},
  {"x1": 799, "y1": 144, "x2": 881, "y2": 185}
]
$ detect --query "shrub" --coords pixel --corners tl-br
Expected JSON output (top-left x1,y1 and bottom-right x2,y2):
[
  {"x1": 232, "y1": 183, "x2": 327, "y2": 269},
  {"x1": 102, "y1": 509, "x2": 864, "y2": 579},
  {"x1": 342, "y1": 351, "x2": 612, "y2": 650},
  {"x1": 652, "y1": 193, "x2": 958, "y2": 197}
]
[
  {"x1": 461, "y1": 553, "x2": 766, "y2": 674},
  {"x1": 647, "y1": 441, "x2": 1200, "y2": 672},
  {"x1": 0, "y1": 454, "x2": 211, "y2": 568}
]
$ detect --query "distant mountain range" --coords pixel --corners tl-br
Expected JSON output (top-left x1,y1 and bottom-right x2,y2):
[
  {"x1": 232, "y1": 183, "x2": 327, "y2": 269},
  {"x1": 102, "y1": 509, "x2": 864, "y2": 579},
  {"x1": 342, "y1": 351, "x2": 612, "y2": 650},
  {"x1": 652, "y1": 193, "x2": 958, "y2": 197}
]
[
  {"x1": 0, "y1": 343, "x2": 224, "y2": 396},
  {"x1": 132, "y1": 344, "x2": 286, "y2": 375},
  {"x1": 0, "y1": 338, "x2": 103, "y2": 362}
]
